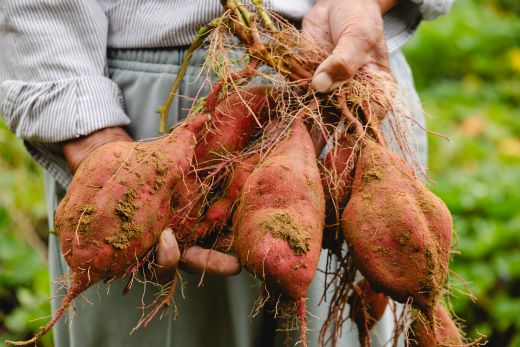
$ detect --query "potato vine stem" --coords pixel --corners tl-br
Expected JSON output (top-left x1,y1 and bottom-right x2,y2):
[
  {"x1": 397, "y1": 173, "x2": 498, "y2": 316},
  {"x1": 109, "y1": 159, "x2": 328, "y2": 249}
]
[{"x1": 157, "y1": 24, "x2": 215, "y2": 133}]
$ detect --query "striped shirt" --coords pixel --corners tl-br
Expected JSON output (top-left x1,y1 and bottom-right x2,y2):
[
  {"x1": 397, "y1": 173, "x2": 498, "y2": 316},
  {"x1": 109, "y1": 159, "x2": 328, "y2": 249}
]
[{"x1": 0, "y1": 0, "x2": 452, "y2": 188}]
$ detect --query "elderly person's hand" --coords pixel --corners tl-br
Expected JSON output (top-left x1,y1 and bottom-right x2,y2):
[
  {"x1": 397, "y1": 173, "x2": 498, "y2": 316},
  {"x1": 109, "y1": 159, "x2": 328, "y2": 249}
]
[
  {"x1": 63, "y1": 127, "x2": 241, "y2": 280},
  {"x1": 303, "y1": 0, "x2": 397, "y2": 92}
]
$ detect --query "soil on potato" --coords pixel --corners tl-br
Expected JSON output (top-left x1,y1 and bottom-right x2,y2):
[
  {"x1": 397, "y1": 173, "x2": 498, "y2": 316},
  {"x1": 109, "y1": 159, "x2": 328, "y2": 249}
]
[{"x1": 259, "y1": 212, "x2": 310, "y2": 255}]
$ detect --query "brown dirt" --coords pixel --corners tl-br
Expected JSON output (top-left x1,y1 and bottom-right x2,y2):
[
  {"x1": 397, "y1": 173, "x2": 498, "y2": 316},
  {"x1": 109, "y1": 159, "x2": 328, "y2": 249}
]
[
  {"x1": 259, "y1": 212, "x2": 310, "y2": 255},
  {"x1": 106, "y1": 189, "x2": 143, "y2": 250},
  {"x1": 77, "y1": 203, "x2": 97, "y2": 234}
]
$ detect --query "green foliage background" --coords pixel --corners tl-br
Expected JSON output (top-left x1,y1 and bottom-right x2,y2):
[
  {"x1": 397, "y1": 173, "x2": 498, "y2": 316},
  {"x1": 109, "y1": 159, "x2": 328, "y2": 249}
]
[
  {"x1": 0, "y1": 0, "x2": 518, "y2": 345},
  {"x1": 403, "y1": 0, "x2": 520, "y2": 345}
]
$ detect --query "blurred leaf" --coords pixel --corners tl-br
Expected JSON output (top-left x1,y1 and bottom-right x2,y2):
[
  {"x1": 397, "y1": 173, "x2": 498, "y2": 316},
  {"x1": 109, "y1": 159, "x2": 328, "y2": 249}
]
[
  {"x1": 509, "y1": 48, "x2": 520, "y2": 73},
  {"x1": 405, "y1": 0, "x2": 520, "y2": 344}
]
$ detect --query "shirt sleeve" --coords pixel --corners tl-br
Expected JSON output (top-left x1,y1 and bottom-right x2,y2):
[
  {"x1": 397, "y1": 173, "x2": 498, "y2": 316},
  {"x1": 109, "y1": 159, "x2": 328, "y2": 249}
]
[
  {"x1": 0, "y1": 1, "x2": 130, "y2": 187},
  {"x1": 409, "y1": 0, "x2": 454, "y2": 20},
  {"x1": 383, "y1": 0, "x2": 454, "y2": 52}
]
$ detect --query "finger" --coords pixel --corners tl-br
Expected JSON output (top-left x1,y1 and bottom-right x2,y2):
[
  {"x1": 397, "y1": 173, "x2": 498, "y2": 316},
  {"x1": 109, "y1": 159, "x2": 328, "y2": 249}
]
[
  {"x1": 311, "y1": 31, "x2": 371, "y2": 92},
  {"x1": 157, "y1": 228, "x2": 181, "y2": 271},
  {"x1": 301, "y1": 5, "x2": 332, "y2": 50},
  {"x1": 180, "y1": 246, "x2": 241, "y2": 276}
]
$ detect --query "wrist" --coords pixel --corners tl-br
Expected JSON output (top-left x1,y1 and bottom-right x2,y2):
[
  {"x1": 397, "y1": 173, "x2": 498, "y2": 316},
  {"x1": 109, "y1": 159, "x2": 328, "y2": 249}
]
[{"x1": 62, "y1": 127, "x2": 133, "y2": 173}]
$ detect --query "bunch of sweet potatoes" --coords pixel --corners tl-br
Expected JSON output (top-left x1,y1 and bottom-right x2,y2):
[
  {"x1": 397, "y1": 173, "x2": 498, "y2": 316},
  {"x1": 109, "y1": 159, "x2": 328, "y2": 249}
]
[
  {"x1": 8, "y1": 94, "x2": 470, "y2": 347},
  {"x1": 7, "y1": 4, "x2": 476, "y2": 344},
  {"x1": 14, "y1": 88, "x2": 479, "y2": 347}
]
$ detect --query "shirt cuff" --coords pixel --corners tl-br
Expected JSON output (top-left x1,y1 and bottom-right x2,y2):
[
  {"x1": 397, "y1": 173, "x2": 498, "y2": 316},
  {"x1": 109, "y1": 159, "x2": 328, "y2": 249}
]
[
  {"x1": 25, "y1": 140, "x2": 74, "y2": 189},
  {"x1": 0, "y1": 76, "x2": 130, "y2": 142},
  {"x1": 0, "y1": 76, "x2": 130, "y2": 188},
  {"x1": 383, "y1": 0, "x2": 422, "y2": 52},
  {"x1": 409, "y1": 0, "x2": 454, "y2": 20},
  {"x1": 382, "y1": 0, "x2": 452, "y2": 52}
]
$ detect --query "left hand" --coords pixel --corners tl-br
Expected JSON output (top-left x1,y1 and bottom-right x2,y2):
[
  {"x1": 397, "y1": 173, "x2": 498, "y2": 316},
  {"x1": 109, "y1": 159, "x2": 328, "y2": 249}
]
[
  {"x1": 156, "y1": 228, "x2": 241, "y2": 282},
  {"x1": 302, "y1": 0, "x2": 397, "y2": 92}
]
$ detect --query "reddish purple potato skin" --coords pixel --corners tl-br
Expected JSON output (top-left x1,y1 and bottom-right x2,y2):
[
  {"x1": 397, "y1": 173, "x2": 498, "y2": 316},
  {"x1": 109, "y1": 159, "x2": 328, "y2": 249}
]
[
  {"x1": 342, "y1": 139, "x2": 452, "y2": 314},
  {"x1": 409, "y1": 305, "x2": 463, "y2": 347},
  {"x1": 233, "y1": 119, "x2": 325, "y2": 300},
  {"x1": 349, "y1": 279, "x2": 389, "y2": 331},
  {"x1": 56, "y1": 114, "x2": 209, "y2": 288}
]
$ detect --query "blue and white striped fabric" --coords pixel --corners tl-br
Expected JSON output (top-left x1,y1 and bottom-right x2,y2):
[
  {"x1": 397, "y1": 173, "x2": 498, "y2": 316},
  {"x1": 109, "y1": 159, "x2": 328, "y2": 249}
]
[{"x1": 0, "y1": 0, "x2": 453, "y2": 188}]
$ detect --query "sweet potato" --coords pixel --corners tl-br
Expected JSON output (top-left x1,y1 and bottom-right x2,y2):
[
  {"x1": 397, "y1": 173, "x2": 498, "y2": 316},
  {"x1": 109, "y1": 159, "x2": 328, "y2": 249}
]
[
  {"x1": 409, "y1": 304, "x2": 463, "y2": 347},
  {"x1": 322, "y1": 131, "x2": 357, "y2": 207},
  {"x1": 342, "y1": 139, "x2": 452, "y2": 319},
  {"x1": 5, "y1": 114, "x2": 210, "y2": 346},
  {"x1": 321, "y1": 131, "x2": 357, "y2": 250},
  {"x1": 169, "y1": 88, "x2": 271, "y2": 244},
  {"x1": 348, "y1": 279, "x2": 389, "y2": 347},
  {"x1": 193, "y1": 153, "x2": 261, "y2": 240},
  {"x1": 194, "y1": 86, "x2": 271, "y2": 169},
  {"x1": 232, "y1": 118, "x2": 325, "y2": 346}
]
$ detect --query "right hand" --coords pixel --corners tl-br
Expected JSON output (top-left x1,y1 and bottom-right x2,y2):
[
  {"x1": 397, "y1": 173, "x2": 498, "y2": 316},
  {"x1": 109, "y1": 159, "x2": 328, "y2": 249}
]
[
  {"x1": 62, "y1": 127, "x2": 241, "y2": 280},
  {"x1": 302, "y1": 0, "x2": 394, "y2": 93}
]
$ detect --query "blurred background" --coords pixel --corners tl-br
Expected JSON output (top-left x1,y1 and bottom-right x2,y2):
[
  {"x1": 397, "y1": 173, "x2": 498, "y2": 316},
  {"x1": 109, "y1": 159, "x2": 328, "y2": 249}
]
[{"x1": 0, "y1": 0, "x2": 519, "y2": 345}]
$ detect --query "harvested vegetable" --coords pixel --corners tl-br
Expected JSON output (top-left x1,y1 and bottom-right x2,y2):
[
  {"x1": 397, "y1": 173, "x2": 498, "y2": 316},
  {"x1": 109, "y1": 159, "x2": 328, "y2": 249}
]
[
  {"x1": 232, "y1": 118, "x2": 326, "y2": 346},
  {"x1": 342, "y1": 138, "x2": 452, "y2": 322},
  {"x1": 6, "y1": 0, "x2": 482, "y2": 345},
  {"x1": 348, "y1": 279, "x2": 389, "y2": 347},
  {"x1": 409, "y1": 304, "x2": 462, "y2": 347},
  {"x1": 5, "y1": 114, "x2": 210, "y2": 346}
]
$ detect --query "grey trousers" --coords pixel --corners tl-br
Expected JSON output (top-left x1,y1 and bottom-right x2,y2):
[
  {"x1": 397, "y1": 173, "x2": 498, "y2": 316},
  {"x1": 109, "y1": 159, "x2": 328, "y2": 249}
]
[{"x1": 45, "y1": 47, "x2": 426, "y2": 347}]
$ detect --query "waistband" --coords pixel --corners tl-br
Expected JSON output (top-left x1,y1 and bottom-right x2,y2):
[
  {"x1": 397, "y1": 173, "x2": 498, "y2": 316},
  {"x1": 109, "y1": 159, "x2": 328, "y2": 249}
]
[
  {"x1": 106, "y1": 46, "x2": 214, "y2": 77},
  {"x1": 107, "y1": 46, "x2": 203, "y2": 66}
]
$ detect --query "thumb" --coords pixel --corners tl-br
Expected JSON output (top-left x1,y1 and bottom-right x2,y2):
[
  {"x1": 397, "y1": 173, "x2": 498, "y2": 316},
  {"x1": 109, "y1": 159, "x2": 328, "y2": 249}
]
[
  {"x1": 311, "y1": 33, "x2": 368, "y2": 92},
  {"x1": 157, "y1": 228, "x2": 181, "y2": 270}
]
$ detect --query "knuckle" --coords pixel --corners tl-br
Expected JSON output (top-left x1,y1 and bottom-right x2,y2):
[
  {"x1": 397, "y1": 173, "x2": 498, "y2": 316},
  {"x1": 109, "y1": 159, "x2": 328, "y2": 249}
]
[{"x1": 328, "y1": 53, "x2": 357, "y2": 79}]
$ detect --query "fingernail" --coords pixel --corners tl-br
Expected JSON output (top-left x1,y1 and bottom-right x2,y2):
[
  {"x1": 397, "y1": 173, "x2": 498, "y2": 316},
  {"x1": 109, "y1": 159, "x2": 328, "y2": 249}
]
[
  {"x1": 162, "y1": 229, "x2": 174, "y2": 246},
  {"x1": 311, "y1": 72, "x2": 334, "y2": 93}
]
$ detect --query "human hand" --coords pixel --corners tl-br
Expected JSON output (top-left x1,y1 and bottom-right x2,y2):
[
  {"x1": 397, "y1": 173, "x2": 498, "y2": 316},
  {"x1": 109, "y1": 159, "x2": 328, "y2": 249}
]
[
  {"x1": 156, "y1": 228, "x2": 241, "y2": 280},
  {"x1": 62, "y1": 126, "x2": 133, "y2": 173},
  {"x1": 302, "y1": 0, "x2": 397, "y2": 92},
  {"x1": 62, "y1": 128, "x2": 241, "y2": 280}
]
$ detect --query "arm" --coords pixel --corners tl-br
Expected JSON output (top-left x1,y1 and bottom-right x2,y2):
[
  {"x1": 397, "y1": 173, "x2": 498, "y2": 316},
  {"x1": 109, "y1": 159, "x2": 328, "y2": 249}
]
[
  {"x1": 409, "y1": 0, "x2": 454, "y2": 20},
  {"x1": 0, "y1": 1, "x2": 238, "y2": 277},
  {"x1": 0, "y1": 0, "x2": 130, "y2": 187}
]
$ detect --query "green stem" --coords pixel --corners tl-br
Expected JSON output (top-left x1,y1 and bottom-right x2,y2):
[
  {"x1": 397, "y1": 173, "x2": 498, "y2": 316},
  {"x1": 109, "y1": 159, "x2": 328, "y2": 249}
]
[
  {"x1": 237, "y1": 2, "x2": 253, "y2": 27},
  {"x1": 157, "y1": 24, "x2": 213, "y2": 133},
  {"x1": 225, "y1": 0, "x2": 249, "y2": 28},
  {"x1": 222, "y1": 0, "x2": 312, "y2": 82},
  {"x1": 251, "y1": 0, "x2": 276, "y2": 32}
]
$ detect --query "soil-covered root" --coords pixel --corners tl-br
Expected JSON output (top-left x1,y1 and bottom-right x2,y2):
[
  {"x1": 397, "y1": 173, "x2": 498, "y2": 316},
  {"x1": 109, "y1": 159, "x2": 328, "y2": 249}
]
[
  {"x1": 168, "y1": 87, "x2": 272, "y2": 244},
  {"x1": 4, "y1": 114, "x2": 210, "y2": 346},
  {"x1": 232, "y1": 118, "x2": 326, "y2": 346},
  {"x1": 321, "y1": 129, "x2": 358, "y2": 251},
  {"x1": 409, "y1": 304, "x2": 462, "y2": 347},
  {"x1": 341, "y1": 138, "x2": 452, "y2": 321},
  {"x1": 348, "y1": 279, "x2": 389, "y2": 347}
]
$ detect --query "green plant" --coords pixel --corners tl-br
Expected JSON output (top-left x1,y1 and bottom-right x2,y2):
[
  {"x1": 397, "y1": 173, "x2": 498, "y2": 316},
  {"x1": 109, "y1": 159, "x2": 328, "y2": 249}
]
[
  {"x1": 0, "y1": 121, "x2": 52, "y2": 346},
  {"x1": 404, "y1": 0, "x2": 520, "y2": 345}
]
